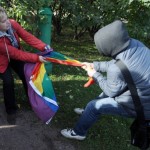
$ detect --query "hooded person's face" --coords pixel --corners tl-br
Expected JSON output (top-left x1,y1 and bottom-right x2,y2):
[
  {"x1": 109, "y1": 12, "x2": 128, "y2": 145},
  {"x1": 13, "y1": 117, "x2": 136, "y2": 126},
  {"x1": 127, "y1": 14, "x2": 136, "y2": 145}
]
[{"x1": 0, "y1": 13, "x2": 10, "y2": 32}]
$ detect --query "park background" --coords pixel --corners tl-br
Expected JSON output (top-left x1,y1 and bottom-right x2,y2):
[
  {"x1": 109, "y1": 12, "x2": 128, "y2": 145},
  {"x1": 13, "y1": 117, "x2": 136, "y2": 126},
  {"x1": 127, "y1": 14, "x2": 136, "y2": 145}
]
[{"x1": 1, "y1": 0, "x2": 150, "y2": 150}]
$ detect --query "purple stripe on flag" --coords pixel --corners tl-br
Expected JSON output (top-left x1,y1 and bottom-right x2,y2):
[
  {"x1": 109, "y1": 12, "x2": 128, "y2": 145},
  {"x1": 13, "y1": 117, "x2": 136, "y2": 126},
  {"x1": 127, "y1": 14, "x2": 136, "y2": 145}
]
[{"x1": 24, "y1": 63, "x2": 57, "y2": 123}]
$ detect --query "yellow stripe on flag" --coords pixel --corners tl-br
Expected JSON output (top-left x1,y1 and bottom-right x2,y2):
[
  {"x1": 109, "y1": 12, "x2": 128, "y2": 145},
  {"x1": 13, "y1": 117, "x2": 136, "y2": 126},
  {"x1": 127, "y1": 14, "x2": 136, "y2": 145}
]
[{"x1": 32, "y1": 64, "x2": 46, "y2": 93}]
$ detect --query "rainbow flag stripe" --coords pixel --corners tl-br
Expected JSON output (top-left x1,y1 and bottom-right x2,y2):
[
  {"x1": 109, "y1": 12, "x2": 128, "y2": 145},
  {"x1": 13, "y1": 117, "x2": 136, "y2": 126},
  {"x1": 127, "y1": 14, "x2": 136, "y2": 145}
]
[{"x1": 24, "y1": 51, "x2": 94, "y2": 124}]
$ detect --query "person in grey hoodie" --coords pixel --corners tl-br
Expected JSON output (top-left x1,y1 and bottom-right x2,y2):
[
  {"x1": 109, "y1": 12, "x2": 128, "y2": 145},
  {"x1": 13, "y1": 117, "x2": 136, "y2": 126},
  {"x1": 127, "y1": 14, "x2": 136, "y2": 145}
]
[{"x1": 60, "y1": 20, "x2": 150, "y2": 140}]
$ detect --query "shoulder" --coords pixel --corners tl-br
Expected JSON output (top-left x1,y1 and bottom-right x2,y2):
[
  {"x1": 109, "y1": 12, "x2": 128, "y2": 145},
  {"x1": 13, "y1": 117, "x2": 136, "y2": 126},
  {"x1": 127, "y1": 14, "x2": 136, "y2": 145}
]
[
  {"x1": 9, "y1": 19, "x2": 21, "y2": 30},
  {"x1": 9, "y1": 19, "x2": 18, "y2": 25}
]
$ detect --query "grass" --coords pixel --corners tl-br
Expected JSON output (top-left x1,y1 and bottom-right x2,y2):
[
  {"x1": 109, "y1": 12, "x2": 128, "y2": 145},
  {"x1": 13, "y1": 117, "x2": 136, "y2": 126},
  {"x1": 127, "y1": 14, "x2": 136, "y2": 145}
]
[{"x1": 14, "y1": 29, "x2": 140, "y2": 150}]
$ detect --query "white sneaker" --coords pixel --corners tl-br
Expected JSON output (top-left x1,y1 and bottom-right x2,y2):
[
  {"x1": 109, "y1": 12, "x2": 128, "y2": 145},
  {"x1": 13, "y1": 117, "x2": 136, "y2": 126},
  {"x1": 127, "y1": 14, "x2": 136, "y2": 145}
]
[
  {"x1": 74, "y1": 108, "x2": 84, "y2": 115},
  {"x1": 61, "y1": 128, "x2": 86, "y2": 140}
]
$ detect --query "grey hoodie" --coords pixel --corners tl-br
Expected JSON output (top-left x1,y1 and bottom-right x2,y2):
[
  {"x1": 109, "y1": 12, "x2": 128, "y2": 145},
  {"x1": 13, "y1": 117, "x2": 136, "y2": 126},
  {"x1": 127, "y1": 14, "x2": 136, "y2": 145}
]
[
  {"x1": 94, "y1": 20, "x2": 130, "y2": 57},
  {"x1": 93, "y1": 20, "x2": 150, "y2": 119}
]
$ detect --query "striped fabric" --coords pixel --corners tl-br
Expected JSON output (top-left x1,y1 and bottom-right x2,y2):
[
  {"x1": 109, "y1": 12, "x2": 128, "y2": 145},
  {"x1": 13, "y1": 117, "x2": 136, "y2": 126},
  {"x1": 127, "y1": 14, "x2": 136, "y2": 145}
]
[{"x1": 24, "y1": 51, "x2": 94, "y2": 124}]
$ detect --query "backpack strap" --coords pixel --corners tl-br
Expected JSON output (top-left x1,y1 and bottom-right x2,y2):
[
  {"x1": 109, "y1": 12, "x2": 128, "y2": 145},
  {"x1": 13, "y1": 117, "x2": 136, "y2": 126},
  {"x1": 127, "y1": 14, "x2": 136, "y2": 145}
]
[{"x1": 115, "y1": 59, "x2": 145, "y2": 124}]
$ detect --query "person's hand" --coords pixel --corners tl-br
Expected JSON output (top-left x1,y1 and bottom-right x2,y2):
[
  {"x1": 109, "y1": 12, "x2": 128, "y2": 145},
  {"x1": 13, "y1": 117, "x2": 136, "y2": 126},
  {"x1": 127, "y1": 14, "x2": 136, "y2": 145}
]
[
  {"x1": 44, "y1": 45, "x2": 53, "y2": 52},
  {"x1": 39, "y1": 56, "x2": 47, "y2": 63},
  {"x1": 86, "y1": 67, "x2": 96, "y2": 77},
  {"x1": 81, "y1": 62, "x2": 94, "y2": 70},
  {"x1": 82, "y1": 62, "x2": 96, "y2": 77}
]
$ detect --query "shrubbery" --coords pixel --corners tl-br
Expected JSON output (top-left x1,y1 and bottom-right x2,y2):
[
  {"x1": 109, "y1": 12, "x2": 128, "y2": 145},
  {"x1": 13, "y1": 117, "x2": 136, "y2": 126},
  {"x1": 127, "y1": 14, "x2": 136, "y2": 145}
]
[{"x1": 1, "y1": 0, "x2": 150, "y2": 45}]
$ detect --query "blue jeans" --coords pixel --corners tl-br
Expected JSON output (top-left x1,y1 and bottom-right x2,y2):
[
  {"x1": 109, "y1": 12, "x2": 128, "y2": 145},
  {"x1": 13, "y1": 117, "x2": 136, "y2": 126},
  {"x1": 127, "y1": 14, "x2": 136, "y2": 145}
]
[{"x1": 73, "y1": 96, "x2": 135, "y2": 136}]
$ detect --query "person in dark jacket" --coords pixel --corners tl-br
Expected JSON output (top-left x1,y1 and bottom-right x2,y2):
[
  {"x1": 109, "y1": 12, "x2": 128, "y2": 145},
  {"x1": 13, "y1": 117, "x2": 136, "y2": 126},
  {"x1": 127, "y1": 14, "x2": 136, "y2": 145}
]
[
  {"x1": 61, "y1": 20, "x2": 150, "y2": 140},
  {"x1": 0, "y1": 6, "x2": 51, "y2": 122}
]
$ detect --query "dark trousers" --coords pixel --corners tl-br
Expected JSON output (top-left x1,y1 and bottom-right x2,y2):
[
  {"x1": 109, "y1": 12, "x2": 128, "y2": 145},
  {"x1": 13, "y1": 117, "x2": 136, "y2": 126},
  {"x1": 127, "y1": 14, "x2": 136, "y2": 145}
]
[{"x1": 0, "y1": 60, "x2": 28, "y2": 114}]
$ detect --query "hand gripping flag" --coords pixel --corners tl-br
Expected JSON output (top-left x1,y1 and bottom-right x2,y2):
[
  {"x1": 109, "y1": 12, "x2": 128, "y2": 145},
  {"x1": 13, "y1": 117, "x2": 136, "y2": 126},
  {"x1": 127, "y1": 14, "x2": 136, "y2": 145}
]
[
  {"x1": 24, "y1": 51, "x2": 94, "y2": 124},
  {"x1": 43, "y1": 51, "x2": 95, "y2": 87}
]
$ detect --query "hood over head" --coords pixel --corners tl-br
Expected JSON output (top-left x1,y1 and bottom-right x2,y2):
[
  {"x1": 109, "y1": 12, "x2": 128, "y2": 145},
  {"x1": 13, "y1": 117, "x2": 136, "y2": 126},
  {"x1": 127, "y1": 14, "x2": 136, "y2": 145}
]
[{"x1": 94, "y1": 20, "x2": 131, "y2": 57}]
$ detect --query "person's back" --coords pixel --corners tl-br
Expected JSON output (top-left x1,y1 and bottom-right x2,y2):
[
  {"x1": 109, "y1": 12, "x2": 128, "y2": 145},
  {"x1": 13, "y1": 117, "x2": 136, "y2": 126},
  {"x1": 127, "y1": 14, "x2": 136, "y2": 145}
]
[{"x1": 115, "y1": 39, "x2": 150, "y2": 119}]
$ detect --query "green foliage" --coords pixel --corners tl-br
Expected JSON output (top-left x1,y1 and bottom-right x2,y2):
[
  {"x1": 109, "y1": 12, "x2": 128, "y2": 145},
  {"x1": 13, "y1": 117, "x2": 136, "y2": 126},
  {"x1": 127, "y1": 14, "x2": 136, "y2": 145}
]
[
  {"x1": 1, "y1": 0, "x2": 53, "y2": 33},
  {"x1": 126, "y1": 0, "x2": 150, "y2": 46},
  {"x1": 1, "y1": 0, "x2": 150, "y2": 45},
  {"x1": 51, "y1": 0, "x2": 150, "y2": 41}
]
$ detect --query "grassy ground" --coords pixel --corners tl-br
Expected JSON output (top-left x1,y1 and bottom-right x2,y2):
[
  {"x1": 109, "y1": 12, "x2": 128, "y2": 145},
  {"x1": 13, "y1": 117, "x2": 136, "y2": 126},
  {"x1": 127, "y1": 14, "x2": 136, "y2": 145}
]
[{"x1": 14, "y1": 29, "x2": 140, "y2": 150}]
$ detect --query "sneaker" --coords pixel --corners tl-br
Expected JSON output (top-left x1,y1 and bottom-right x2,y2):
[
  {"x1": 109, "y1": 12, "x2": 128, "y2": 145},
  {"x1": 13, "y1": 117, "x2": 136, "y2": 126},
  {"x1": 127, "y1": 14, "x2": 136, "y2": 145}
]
[
  {"x1": 61, "y1": 128, "x2": 86, "y2": 140},
  {"x1": 74, "y1": 108, "x2": 84, "y2": 115}
]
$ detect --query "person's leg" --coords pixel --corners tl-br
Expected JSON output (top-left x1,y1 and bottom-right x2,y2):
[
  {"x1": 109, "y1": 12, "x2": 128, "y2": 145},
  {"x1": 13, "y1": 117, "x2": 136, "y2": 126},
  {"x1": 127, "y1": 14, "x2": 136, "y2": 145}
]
[
  {"x1": 74, "y1": 92, "x2": 108, "y2": 115},
  {"x1": 0, "y1": 66, "x2": 17, "y2": 114},
  {"x1": 61, "y1": 97, "x2": 135, "y2": 139},
  {"x1": 10, "y1": 60, "x2": 28, "y2": 96},
  {"x1": 74, "y1": 97, "x2": 134, "y2": 136}
]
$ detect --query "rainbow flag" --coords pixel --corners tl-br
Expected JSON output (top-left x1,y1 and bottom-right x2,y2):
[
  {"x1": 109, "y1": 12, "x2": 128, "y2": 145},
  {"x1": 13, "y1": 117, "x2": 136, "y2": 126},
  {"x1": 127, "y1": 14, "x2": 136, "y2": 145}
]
[
  {"x1": 24, "y1": 62, "x2": 57, "y2": 124},
  {"x1": 24, "y1": 51, "x2": 94, "y2": 124}
]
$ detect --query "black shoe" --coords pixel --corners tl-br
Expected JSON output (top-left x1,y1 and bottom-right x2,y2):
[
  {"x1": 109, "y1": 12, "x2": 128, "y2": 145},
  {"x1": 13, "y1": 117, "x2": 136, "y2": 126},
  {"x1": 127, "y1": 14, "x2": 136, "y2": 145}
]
[{"x1": 7, "y1": 113, "x2": 16, "y2": 125}]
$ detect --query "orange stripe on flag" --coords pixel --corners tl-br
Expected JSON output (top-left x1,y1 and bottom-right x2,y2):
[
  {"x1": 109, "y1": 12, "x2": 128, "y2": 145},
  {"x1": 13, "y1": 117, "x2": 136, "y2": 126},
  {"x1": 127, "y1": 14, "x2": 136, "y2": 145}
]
[{"x1": 45, "y1": 57, "x2": 82, "y2": 67}]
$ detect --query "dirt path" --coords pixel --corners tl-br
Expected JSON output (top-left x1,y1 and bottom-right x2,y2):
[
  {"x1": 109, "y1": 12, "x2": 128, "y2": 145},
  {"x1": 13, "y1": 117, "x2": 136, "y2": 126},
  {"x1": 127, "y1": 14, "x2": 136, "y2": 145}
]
[{"x1": 0, "y1": 104, "x2": 76, "y2": 150}]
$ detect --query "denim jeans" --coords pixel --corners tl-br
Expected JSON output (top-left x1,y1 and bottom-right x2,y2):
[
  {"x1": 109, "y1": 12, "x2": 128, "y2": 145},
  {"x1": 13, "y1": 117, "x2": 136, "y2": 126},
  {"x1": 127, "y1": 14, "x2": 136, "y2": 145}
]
[{"x1": 73, "y1": 96, "x2": 135, "y2": 136}]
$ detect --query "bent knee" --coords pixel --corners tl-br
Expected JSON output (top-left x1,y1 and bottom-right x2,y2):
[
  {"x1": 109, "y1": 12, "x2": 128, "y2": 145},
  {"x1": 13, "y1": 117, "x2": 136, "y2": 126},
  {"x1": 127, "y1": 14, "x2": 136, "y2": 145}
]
[{"x1": 86, "y1": 100, "x2": 98, "y2": 112}]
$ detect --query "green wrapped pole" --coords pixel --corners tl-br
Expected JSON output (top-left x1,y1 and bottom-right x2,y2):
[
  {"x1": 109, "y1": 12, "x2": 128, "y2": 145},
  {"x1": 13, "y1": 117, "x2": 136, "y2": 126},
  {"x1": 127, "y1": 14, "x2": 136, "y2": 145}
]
[
  {"x1": 38, "y1": 7, "x2": 53, "y2": 74},
  {"x1": 38, "y1": 7, "x2": 52, "y2": 45}
]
